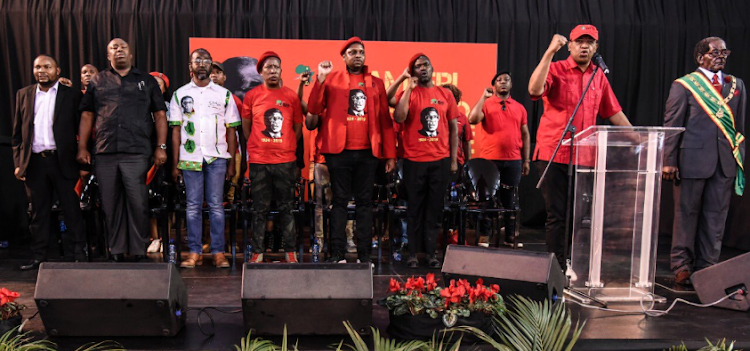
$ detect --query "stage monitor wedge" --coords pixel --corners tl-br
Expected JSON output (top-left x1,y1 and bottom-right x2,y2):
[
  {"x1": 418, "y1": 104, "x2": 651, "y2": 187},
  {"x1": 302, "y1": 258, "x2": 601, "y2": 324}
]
[
  {"x1": 442, "y1": 245, "x2": 564, "y2": 304},
  {"x1": 34, "y1": 263, "x2": 187, "y2": 336},
  {"x1": 692, "y1": 252, "x2": 750, "y2": 311},
  {"x1": 241, "y1": 263, "x2": 373, "y2": 335}
]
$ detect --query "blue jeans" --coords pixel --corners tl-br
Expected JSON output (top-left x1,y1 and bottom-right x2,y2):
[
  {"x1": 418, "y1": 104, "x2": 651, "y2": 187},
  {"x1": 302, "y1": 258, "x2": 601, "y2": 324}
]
[{"x1": 183, "y1": 158, "x2": 228, "y2": 254}]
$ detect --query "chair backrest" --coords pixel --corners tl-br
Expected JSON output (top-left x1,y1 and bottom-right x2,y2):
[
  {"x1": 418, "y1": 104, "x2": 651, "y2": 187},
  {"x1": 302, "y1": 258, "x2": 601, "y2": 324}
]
[{"x1": 463, "y1": 158, "x2": 501, "y2": 203}]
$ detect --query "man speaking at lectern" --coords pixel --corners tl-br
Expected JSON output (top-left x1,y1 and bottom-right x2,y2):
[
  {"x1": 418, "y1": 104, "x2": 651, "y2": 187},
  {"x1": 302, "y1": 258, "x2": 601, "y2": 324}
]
[
  {"x1": 528, "y1": 24, "x2": 632, "y2": 270},
  {"x1": 663, "y1": 37, "x2": 746, "y2": 287}
]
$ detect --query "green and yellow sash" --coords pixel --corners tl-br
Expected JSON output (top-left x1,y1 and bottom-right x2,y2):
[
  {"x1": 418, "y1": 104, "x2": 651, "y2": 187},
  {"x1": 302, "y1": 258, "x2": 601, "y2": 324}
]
[{"x1": 676, "y1": 72, "x2": 744, "y2": 195}]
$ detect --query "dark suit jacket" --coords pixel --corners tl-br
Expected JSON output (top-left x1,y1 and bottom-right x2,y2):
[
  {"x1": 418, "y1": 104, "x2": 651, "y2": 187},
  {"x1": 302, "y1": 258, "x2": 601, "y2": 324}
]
[
  {"x1": 664, "y1": 71, "x2": 747, "y2": 179},
  {"x1": 12, "y1": 83, "x2": 84, "y2": 180}
]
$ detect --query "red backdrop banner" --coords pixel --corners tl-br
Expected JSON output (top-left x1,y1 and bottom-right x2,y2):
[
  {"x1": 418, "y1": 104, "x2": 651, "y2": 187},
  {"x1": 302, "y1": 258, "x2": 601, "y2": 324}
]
[{"x1": 189, "y1": 38, "x2": 498, "y2": 178}]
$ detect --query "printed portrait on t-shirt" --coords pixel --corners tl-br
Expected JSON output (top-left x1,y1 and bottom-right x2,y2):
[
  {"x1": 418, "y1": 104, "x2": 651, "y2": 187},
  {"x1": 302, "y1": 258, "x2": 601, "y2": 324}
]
[
  {"x1": 262, "y1": 108, "x2": 284, "y2": 139},
  {"x1": 419, "y1": 107, "x2": 440, "y2": 137},
  {"x1": 181, "y1": 96, "x2": 195, "y2": 114},
  {"x1": 348, "y1": 89, "x2": 367, "y2": 116}
]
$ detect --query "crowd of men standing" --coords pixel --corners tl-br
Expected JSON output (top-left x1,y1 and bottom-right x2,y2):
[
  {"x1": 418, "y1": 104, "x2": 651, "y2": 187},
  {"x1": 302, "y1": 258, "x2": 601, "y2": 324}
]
[{"x1": 12, "y1": 26, "x2": 745, "y2": 288}]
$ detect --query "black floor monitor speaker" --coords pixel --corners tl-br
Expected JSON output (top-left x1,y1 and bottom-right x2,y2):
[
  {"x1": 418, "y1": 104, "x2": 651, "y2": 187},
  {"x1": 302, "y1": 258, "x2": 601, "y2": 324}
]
[
  {"x1": 34, "y1": 263, "x2": 187, "y2": 336},
  {"x1": 442, "y1": 245, "x2": 565, "y2": 304},
  {"x1": 241, "y1": 263, "x2": 373, "y2": 335},
  {"x1": 692, "y1": 252, "x2": 750, "y2": 311}
]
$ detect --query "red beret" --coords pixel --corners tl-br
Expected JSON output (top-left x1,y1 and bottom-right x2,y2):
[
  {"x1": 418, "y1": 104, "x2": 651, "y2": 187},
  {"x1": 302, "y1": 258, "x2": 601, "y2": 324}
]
[
  {"x1": 408, "y1": 52, "x2": 427, "y2": 76},
  {"x1": 570, "y1": 24, "x2": 599, "y2": 41},
  {"x1": 149, "y1": 72, "x2": 169, "y2": 89},
  {"x1": 257, "y1": 51, "x2": 281, "y2": 73},
  {"x1": 340, "y1": 36, "x2": 364, "y2": 56}
]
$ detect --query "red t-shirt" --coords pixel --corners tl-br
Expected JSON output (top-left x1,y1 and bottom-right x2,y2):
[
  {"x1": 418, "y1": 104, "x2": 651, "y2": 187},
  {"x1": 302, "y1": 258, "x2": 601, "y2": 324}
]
[
  {"x1": 232, "y1": 94, "x2": 244, "y2": 117},
  {"x1": 478, "y1": 96, "x2": 527, "y2": 161},
  {"x1": 456, "y1": 112, "x2": 473, "y2": 165},
  {"x1": 242, "y1": 85, "x2": 303, "y2": 164},
  {"x1": 531, "y1": 56, "x2": 622, "y2": 164},
  {"x1": 345, "y1": 74, "x2": 370, "y2": 150},
  {"x1": 396, "y1": 86, "x2": 459, "y2": 162}
]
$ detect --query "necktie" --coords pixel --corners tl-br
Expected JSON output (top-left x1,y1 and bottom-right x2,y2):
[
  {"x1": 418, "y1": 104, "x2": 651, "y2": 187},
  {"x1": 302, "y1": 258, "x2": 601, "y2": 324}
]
[{"x1": 712, "y1": 75, "x2": 723, "y2": 95}]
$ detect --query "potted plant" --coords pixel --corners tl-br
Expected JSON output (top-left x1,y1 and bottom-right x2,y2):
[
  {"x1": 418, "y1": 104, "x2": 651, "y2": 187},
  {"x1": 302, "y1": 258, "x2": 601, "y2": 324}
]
[
  {"x1": 380, "y1": 274, "x2": 505, "y2": 340},
  {"x1": 0, "y1": 288, "x2": 25, "y2": 336}
]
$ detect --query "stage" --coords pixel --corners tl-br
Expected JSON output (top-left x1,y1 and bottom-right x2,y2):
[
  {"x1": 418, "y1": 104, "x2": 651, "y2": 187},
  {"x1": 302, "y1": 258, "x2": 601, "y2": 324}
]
[{"x1": 2, "y1": 228, "x2": 750, "y2": 351}]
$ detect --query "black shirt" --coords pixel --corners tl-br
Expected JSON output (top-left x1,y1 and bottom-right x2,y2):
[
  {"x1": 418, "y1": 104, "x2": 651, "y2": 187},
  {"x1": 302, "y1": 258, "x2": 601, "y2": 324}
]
[{"x1": 80, "y1": 66, "x2": 166, "y2": 155}]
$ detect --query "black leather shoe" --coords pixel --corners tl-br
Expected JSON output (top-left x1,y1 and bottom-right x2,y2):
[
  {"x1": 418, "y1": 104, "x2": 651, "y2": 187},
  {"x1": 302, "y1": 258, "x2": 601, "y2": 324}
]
[
  {"x1": 108, "y1": 253, "x2": 124, "y2": 262},
  {"x1": 19, "y1": 259, "x2": 43, "y2": 270}
]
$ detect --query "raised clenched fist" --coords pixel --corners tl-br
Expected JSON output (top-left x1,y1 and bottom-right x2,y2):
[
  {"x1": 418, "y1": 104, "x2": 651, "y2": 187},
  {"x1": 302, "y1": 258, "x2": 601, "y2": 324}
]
[
  {"x1": 547, "y1": 34, "x2": 568, "y2": 54},
  {"x1": 317, "y1": 61, "x2": 333, "y2": 83}
]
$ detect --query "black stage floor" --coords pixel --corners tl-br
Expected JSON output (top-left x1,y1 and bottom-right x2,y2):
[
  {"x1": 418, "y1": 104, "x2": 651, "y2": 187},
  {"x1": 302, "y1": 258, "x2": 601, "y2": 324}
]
[{"x1": 2, "y1": 227, "x2": 750, "y2": 351}]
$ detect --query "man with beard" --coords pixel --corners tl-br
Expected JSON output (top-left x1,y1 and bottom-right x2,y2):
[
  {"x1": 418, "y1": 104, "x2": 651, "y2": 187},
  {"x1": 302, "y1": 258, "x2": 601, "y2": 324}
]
[
  {"x1": 242, "y1": 51, "x2": 303, "y2": 263},
  {"x1": 13, "y1": 55, "x2": 87, "y2": 270},
  {"x1": 307, "y1": 37, "x2": 396, "y2": 264},
  {"x1": 169, "y1": 49, "x2": 240, "y2": 268},
  {"x1": 663, "y1": 37, "x2": 746, "y2": 286},
  {"x1": 393, "y1": 53, "x2": 459, "y2": 269},
  {"x1": 80, "y1": 64, "x2": 98, "y2": 93},
  {"x1": 528, "y1": 25, "x2": 632, "y2": 271},
  {"x1": 469, "y1": 72, "x2": 529, "y2": 246},
  {"x1": 78, "y1": 38, "x2": 168, "y2": 262}
]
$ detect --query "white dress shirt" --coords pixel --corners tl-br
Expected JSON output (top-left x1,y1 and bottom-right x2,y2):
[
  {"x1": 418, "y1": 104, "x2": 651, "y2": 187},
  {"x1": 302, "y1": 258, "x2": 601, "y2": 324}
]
[
  {"x1": 698, "y1": 67, "x2": 723, "y2": 86},
  {"x1": 32, "y1": 81, "x2": 59, "y2": 153}
]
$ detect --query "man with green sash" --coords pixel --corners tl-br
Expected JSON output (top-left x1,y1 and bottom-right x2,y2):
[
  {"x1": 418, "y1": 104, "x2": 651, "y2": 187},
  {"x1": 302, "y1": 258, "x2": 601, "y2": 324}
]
[{"x1": 663, "y1": 37, "x2": 746, "y2": 287}]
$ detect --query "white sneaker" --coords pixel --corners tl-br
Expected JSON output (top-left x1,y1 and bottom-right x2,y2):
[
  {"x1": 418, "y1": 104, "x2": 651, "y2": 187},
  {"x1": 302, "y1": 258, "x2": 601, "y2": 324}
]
[
  {"x1": 147, "y1": 239, "x2": 162, "y2": 253},
  {"x1": 346, "y1": 239, "x2": 357, "y2": 253}
]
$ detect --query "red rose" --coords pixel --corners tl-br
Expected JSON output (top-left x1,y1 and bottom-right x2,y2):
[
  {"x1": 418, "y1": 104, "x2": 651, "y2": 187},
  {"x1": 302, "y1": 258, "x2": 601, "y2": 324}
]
[
  {"x1": 491, "y1": 284, "x2": 500, "y2": 293},
  {"x1": 724, "y1": 76, "x2": 732, "y2": 83}
]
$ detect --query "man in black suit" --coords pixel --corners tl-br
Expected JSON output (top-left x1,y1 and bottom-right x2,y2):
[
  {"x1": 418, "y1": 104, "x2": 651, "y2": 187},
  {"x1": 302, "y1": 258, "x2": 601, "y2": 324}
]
[
  {"x1": 663, "y1": 37, "x2": 747, "y2": 286},
  {"x1": 12, "y1": 55, "x2": 87, "y2": 270}
]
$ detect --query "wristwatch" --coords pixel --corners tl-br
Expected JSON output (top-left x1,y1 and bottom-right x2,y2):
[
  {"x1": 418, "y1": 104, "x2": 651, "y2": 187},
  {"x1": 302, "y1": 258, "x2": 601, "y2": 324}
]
[{"x1": 158, "y1": 144, "x2": 167, "y2": 150}]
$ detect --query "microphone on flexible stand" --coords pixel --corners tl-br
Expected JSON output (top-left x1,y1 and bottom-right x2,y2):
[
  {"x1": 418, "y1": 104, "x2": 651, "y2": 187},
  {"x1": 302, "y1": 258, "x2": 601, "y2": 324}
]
[{"x1": 593, "y1": 53, "x2": 610, "y2": 74}]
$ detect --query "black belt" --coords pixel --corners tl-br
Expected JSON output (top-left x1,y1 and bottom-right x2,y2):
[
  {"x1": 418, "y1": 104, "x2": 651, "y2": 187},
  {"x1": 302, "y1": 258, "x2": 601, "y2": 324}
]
[{"x1": 34, "y1": 150, "x2": 57, "y2": 158}]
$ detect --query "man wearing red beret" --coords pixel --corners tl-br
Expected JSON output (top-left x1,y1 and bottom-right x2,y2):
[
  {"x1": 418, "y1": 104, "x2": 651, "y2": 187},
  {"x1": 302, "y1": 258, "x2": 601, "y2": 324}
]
[
  {"x1": 307, "y1": 37, "x2": 396, "y2": 264},
  {"x1": 528, "y1": 25, "x2": 632, "y2": 271},
  {"x1": 242, "y1": 51, "x2": 304, "y2": 263},
  {"x1": 393, "y1": 53, "x2": 459, "y2": 269}
]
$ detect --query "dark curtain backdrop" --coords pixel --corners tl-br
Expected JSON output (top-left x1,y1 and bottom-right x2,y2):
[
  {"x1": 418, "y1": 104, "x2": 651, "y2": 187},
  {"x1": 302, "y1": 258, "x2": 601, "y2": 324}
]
[{"x1": 1, "y1": 0, "x2": 749, "y2": 245}]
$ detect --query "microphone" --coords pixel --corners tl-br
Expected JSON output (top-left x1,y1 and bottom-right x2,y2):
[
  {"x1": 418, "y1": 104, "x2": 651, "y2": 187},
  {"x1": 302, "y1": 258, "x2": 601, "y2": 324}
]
[{"x1": 593, "y1": 53, "x2": 610, "y2": 74}]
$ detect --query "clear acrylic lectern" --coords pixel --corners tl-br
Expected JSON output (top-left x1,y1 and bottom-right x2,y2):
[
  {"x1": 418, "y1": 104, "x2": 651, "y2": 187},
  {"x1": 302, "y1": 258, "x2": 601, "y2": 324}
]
[{"x1": 563, "y1": 126, "x2": 684, "y2": 303}]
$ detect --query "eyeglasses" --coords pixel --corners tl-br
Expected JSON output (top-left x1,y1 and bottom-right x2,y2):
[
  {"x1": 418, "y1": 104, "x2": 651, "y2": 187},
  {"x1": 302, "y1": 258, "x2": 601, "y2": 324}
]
[
  {"x1": 706, "y1": 49, "x2": 731, "y2": 58},
  {"x1": 500, "y1": 100, "x2": 506, "y2": 111},
  {"x1": 191, "y1": 59, "x2": 213, "y2": 66}
]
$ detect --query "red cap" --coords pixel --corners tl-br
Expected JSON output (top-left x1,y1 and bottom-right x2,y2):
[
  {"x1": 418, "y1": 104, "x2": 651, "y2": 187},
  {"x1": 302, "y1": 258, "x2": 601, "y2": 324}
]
[
  {"x1": 340, "y1": 36, "x2": 364, "y2": 56},
  {"x1": 569, "y1": 24, "x2": 599, "y2": 41},
  {"x1": 256, "y1": 51, "x2": 281, "y2": 73},
  {"x1": 408, "y1": 52, "x2": 427, "y2": 75},
  {"x1": 149, "y1": 72, "x2": 169, "y2": 89}
]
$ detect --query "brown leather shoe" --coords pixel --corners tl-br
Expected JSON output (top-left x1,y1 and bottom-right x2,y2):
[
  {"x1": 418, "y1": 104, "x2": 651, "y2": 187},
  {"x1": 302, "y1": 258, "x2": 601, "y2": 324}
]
[
  {"x1": 180, "y1": 253, "x2": 202, "y2": 268},
  {"x1": 675, "y1": 270, "x2": 692, "y2": 286},
  {"x1": 213, "y1": 253, "x2": 230, "y2": 268}
]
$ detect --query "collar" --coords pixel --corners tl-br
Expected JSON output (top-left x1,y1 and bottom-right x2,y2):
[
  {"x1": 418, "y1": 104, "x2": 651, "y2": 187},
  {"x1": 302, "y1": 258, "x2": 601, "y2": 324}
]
[
  {"x1": 698, "y1": 67, "x2": 723, "y2": 83},
  {"x1": 189, "y1": 79, "x2": 218, "y2": 91},
  {"x1": 107, "y1": 65, "x2": 141, "y2": 76},
  {"x1": 491, "y1": 95, "x2": 515, "y2": 104},
  {"x1": 564, "y1": 56, "x2": 594, "y2": 73},
  {"x1": 36, "y1": 80, "x2": 60, "y2": 95}
]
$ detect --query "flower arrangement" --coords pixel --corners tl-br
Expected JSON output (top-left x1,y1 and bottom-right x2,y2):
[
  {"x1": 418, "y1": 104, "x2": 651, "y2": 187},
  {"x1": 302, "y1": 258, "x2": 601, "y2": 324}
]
[
  {"x1": 0, "y1": 288, "x2": 25, "y2": 320},
  {"x1": 383, "y1": 274, "x2": 505, "y2": 322}
]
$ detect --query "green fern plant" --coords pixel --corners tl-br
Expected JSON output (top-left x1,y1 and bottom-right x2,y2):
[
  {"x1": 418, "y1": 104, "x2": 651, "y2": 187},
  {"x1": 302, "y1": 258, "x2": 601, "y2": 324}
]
[
  {"x1": 451, "y1": 296, "x2": 584, "y2": 351},
  {"x1": 73, "y1": 341, "x2": 126, "y2": 351},
  {"x1": 697, "y1": 339, "x2": 737, "y2": 351},
  {"x1": 335, "y1": 321, "x2": 425, "y2": 351},
  {"x1": 665, "y1": 343, "x2": 689, "y2": 351},
  {"x1": 233, "y1": 329, "x2": 277, "y2": 351},
  {"x1": 420, "y1": 331, "x2": 463, "y2": 351},
  {"x1": 0, "y1": 330, "x2": 57, "y2": 351}
]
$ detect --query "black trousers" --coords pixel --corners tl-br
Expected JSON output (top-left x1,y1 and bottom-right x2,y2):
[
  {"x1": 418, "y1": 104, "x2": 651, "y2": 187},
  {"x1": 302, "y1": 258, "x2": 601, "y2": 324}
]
[
  {"x1": 491, "y1": 160, "x2": 522, "y2": 240},
  {"x1": 535, "y1": 161, "x2": 573, "y2": 269},
  {"x1": 249, "y1": 162, "x2": 297, "y2": 253},
  {"x1": 95, "y1": 153, "x2": 150, "y2": 256},
  {"x1": 325, "y1": 150, "x2": 379, "y2": 258},
  {"x1": 404, "y1": 158, "x2": 449, "y2": 257},
  {"x1": 24, "y1": 153, "x2": 86, "y2": 261}
]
